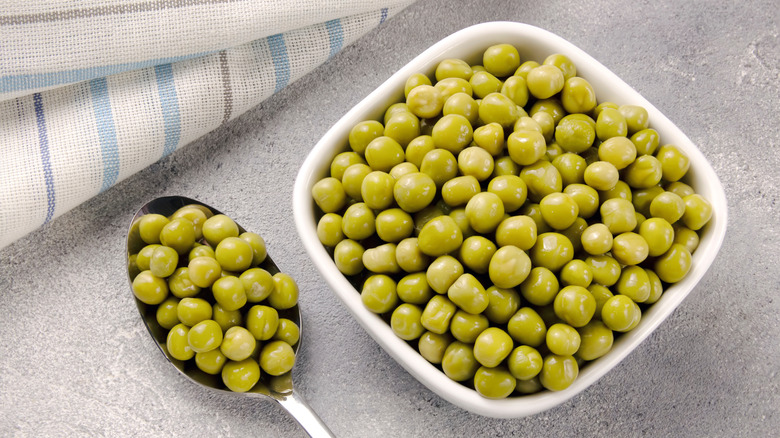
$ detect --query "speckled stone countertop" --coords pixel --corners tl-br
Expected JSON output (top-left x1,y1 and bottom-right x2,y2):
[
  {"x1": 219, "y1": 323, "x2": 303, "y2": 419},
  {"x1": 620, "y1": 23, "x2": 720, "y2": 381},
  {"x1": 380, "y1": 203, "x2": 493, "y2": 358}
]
[{"x1": 2, "y1": 1, "x2": 779, "y2": 436}]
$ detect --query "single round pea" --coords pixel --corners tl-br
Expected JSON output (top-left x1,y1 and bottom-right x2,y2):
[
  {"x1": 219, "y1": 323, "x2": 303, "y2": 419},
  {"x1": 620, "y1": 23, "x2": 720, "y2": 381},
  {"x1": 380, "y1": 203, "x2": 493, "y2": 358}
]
[
  {"x1": 682, "y1": 194, "x2": 713, "y2": 230},
  {"x1": 458, "y1": 146, "x2": 494, "y2": 181},
  {"x1": 413, "y1": 203, "x2": 447, "y2": 234},
  {"x1": 583, "y1": 161, "x2": 619, "y2": 191},
  {"x1": 576, "y1": 320, "x2": 614, "y2": 361},
  {"x1": 632, "y1": 185, "x2": 665, "y2": 216},
  {"x1": 167, "y1": 323, "x2": 195, "y2": 361},
  {"x1": 188, "y1": 244, "x2": 214, "y2": 262},
  {"x1": 612, "y1": 232, "x2": 650, "y2": 266},
  {"x1": 418, "y1": 331, "x2": 453, "y2": 364},
  {"x1": 649, "y1": 191, "x2": 685, "y2": 224},
  {"x1": 396, "y1": 272, "x2": 434, "y2": 305},
  {"x1": 539, "y1": 193, "x2": 579, "y2": 231},
  {"x1": 364, "y1": 136, "x2": 405, "y2": 172},
  {"x1": 239, "y1": 232, "x2": 267, "y2": 266},
  {"x1": 220, "y1": 326, "x2": 257, "y2": 361},
  {"x1": 441, "y1": 175, "x2": 480, "y2": 207},
  {"x1": 177, "y1": 297, "x2": 212, "y2": 327},
  {"x1": 330, "y1": 151, "x2": 365, "y2": 180},
  {"x1": 159, "y1": 217, "x2": 196, "y2": 255},
  {"x1": 448, "y1": 273, "x2": 489, "y2": 314},
  {"x1": 132, "y1": 270, "x2": 169, "y2": 305},
  {"x1": 515, "y1": 60, "x2": 539, "y2": 78},
  {"x1": 600, "y1": 198, "x2": 637, "y2": 234},
  {"x1": 666, "y1": 181, "x2": 696, "y2": 199},
  {"x1": 539, "y1": 354, "x2": 578, "y2": 391},
  {"x1": 435, "y1": 58, "x2": 473, "y2": 81},
  {"x1": 479, "y1": 92, "x2": 520, "y2": 128},
  {"x1": 442, "y1": 341, "x2": 480, "y2": 381},
  {"x1": 673, "y1": 223, "x2": 700, "y2": 253},
  {"x1": 138, "y1": 214, "x2": 169, "y2": 245},
  {"x1": 426, "y1": 255, "x2": 464, "y2": 294},
  {"x1": 222, "y1": 358, "x2": 261, "y2": 393},
  {"x1": 599, "y1": 136, "x2": 637, "y2": 170},
  {"x1": 519, "y1": 266, "x2": 560, "y2": 306},
  {"x1": 333, "y1": 239, "x2": 364, "y2": 276},
  {"x1": 390, "y1": 172, "x2": 435, "y2": 214},
  {"x1": 474, "y1": 366, "x2": 516, "y2": 399},
  {"x1": 260, "y1": 340, "x2": 296, "y2": 377},
  {"x1": 616, "y1": 265, "x2": 651, "y2": 303},
  {"x1": 601, "y1": 295, "x2": 641, "y2": 332},
  {"x1": 514, "y1": 116, "x2": 543, "y2": 134},
  {"x1": 527, "y1": 65, "x2": 565, "y2": 99},
  {"x1": 507, "y1": 307, "x2": 547, "y2": 347},
  {"x1": 421, "y1": 295, "x2": 457, "y2": 335},
  {"x1": 488, "y1": 245, "x2": 532, "y2": 289},
  {"x1": 470, "y1": 70, "x2": 503, "y2": 99},
  {"x1": 551, "y1": 153, "x2": 587, "y2": 187},
  {"x1": 623, "y1": 155, "x2": 663, "y2": 189},
  {"x1": 156, "y1": 297, "x2": 180, "y2": 329},
  {"x1": 546, "y1": 323, "x2": 581, "y2": 356},
  {"x1": 246, "y1": 304, "x2": 279, "y2": 341},
  {"x1": 559, "y1": 259, "x2": 594, "y2": 288},
  {"x1": 473, "y1": 123, "x2": 505, "y2": 156},
  {"x1": 195, "y1": 349, "x2": 227, "y2": 375},
  {"x1": 404, "y1": 73, "x2": 433, "y2": 98},
  {"x1": 533, "y1": 110, "x2": 556, "y2": 143},
  {"x1": 555, "y1": 117, "x2": 595, "y2": 154},
  {"x1": 617, "y1": 104, "x2": 649, "y2": 134},
  {"x1": 520, "y1": 160, "x2": 563, "y2": 202},
  {"x1": 362, "y1": 243, "x2": 400, "y2": 274},
  {"x1": 169, "y1": 204, "x2": 210, "y2": 239},
  {"x1": 595, "y1": 107, "x2": 628, "y2": 141},
  {"x1": 361, "y1": 171, "x2": 395, "y2": 210},
  {"x1": 554, "y1": 286, "x2": 596, "y2": 327},
  {"x1": 361, "y1": 274, "x2": 398, "y2": 314},
  {"x1": 375, "y1": 208, "x2": 414, "y2": 243},
  {"x1": 395, "y1": 238, "x2": 430, "y2": 273},
  {"x1": 269, "y1": 273, "x2": 298, "y2": 310},
  {"x1": 341, "y1": 163, "x2": 372, "y2": 201},
  {"x1": 516, "y1": 376, "x2": 544, "y2": 394},
  {"x1": 507, "y1": 345, "x2": 543, "y2": 381},
  {"x1": 202, "y1": 214, "x2": 239, "y2": 247},
  {"x1": 431, "y1": 114, "x2": 473, "y2": 154},
  {"x1": 494, "y1": 215, "x2": 537, "y2": 250},
  {"x1": 585, "y1": 255, "x2": 622, "y2": 287},
  {"x1": 639, "y1": 217, "x2": 675, "y2": 257},
  {"x1": 563, "y1": 184, "x2": 600, "y2": 218},
  {"x1": 273, "y1": 318, "x2": 300, "y2": 346},
  {"x1": 464, "y1": 192, "x2": 505, "y2": 234},
  {"x1": 479, "y1": 286, "x2": 519, "y2": 324},
  {"x1": 443, "y1": 92, "x2": 479, "y2": 125},
  {"x1": 212, "y1": 303, "x2": 242, "y2": 332},
  {"x1": 349, "y1": 120, "x2": 384, "y2": 155},
  {"x1": 644, "y1": 269, "x2": 664, "y2": 304},
  {"x1": 493, "y1": 156, "x2": 520, "y2": 177},
  {"x1": 581, "y1": 223, "x2": 613, "y2": 255},
  {"x1": 188, "y1": 319, "x2": 223, "y2": 353},
  {"x1": 341, "y1": 203, "x2": 376, "y2": 240},
  {"x1": 530, "y1": 232, "x2": 574, "y2": 272},
  {"x1": 501, "y1": 75, "x2": 529, "y2": 107},
  {"x1": 561, "y1": 76, "x2": 596, "y2": 114},
  {"x1": 459, "y1": 235, "x2": 497, "y2": 274},
  {"x1": 631, "y1": 128, "x2": 661, "y2": 155},
  {"x1": 654, "y1": 243, "x2": 693, "y2": 283},
  {"x1": 317, "y1": 213, "x2": 344, "y2": 247},
  {"x1": 486, "y1": 175, "x2": 527, "y2": 212},
  {"x1": 473, "y1": 327, "x2": 514, "y2": 368},
  {"x1": 384, "y1": 111, "x2": 420, "y2": 147},
  {"x1": 391, "y1": 303, "x2": 426, "y2": 341},
  {"x1": 420, "y1": 148, "x2": 459, "y2": 187},
  {"x1": 483, "y1": 43, "x2": 521, "y2": 77},
  {"x1": 417, "y1": 214, "x2": 463, "y2": 257},
  {"x1": 449, "y1": 310, "x2": 489, "y2": 344},
  {"x1": 507, "y1": 129, "x2": 546, "y2": 166},
  {"x1": 588, "y1": 284, "x2": 614, "y2": 319},
  {"x1": 215, "y1": 236, "x2": 254, "y2": 272}
]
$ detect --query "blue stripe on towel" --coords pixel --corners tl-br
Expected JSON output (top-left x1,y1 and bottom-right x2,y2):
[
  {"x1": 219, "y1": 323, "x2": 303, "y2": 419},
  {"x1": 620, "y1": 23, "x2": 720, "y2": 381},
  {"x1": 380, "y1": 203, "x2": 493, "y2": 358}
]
[
  {"x1": 33, "y1": 93, "x2": 56, "y2": 223},
  {"x1": 154, "y1": 64, "x2": 181, "y2": 158},
  {"x1": 325, "y1": 18, "x2": 344, "y2": 59},
  {"x1": 89, "y1": 78, "x2": 120, "y2": 192},
  {"x1": 380, "y1": 7, "x2": 388, "y2": 23},
  {"x1": 268, "y1": 34, "x2": 290, "y2": 93},
  {"x1": 1, "y1": 51, "x2": 215, "y2": 94}
]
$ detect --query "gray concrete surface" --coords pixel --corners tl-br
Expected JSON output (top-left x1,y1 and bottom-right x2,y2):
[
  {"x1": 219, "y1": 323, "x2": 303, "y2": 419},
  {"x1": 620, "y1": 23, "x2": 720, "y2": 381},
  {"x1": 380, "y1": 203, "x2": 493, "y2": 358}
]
[{"x1": 2, "y1": 0, "x2": 779, "y2": 436}]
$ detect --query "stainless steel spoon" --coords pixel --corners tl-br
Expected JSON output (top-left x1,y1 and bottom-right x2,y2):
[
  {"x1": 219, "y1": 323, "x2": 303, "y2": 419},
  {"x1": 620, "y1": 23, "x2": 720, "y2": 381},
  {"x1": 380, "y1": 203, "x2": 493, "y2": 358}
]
[{"x1": 126, "y1": 196, "x2": 334, "y2": 437}]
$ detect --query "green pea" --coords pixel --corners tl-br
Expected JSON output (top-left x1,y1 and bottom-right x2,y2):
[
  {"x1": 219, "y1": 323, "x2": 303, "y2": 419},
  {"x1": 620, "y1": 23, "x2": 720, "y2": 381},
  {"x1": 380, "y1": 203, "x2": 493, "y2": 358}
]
[
  {"x1": 442, "y1": 341, "x2": 480, "y2": 381},
  {"x1": 479, "y1": 92, "x2": 520, "y2": 128},
  {"x1": 515, "y1": 60, "x2": 539, "y2": 78},
  {"x1": 623, "y1": 155, "x2": 663, "y2": 189},
  {"x1": 220, "y1": 326, "x2": 257, "y2": 361},
  {"x1": 553, "y1": 286, "x2": 596, "y2": 327},
  {"x1": 418, "y1": 215, "x2": 463, "y2": 257},
  {"x1": 616, "y1": 265, "x2": 651, "y2": 303},
  {"x1": 507, "y1": 307, "x2": 547, "y2": 347},
  {"x1": 426, "y1": 255, "x2": 464, "y2": 294},
  {"x1": 539, "y1": 354, "x2": 578, "y2": 391},
  {"x1": 405, "y1": 135, "x2": 436, "y2": 169},
  {"x1": 474, "y1": 366, "x2": 517, "y2": 399},
  {"x1": 447, "y1": 273, "x2": 489, "y2": 314},
  {"x1": 395, "y1": 238, "x2": 430, "y2": 273},
  {"x1": 421, "y1": 295, "x2": 457, "y2": 335},
  {"x1": 212, "y1": 276, "x2": 247, "y2": 311},
  {"x1": 507, "y1": 129, "x2": 546, "y2": 166},
  {"x1": 494, "y1": 215, "x2": 537, "y2": 250},
  {"x1": 246, "y1": 304, "x2": 279, "y2": 341},
  {"x1": 362, "y1": 243, "x2": 400, "y2": 274},
  {"x1": 391, "y1": 303, "x2": 426, "y2": 341},
  {"x1": 202, "y1": 214, "x2": 238, "y2": 247},
  {"x1": 581, "y1": 223, "x2": 613, "y2": 255},
  {"x1": 507, "y1": 345, "x2": 543, "y2": 381},
  {"x1": 442, "y1": 175, "x2": 480, "y2": 207},
  {"x1": 361, "y1": 274, "x2": 398, "y2": 314},
  {"x1": 588, "y1": 284, "x2": 614, "y2": 319},
  {"x1": 188, "y1": 319, "x2": 223, "y2": 353},
  {"x1": 188, "y1": 244, "x2": 215, "y2": 262},
  {"x1": 167, "y1": 323, "x2": 195, "y2": 361},
  {"x1": 611, "y1": 232, "x2": 650, "y2": 266},
  {"x1": 375, "y1": 208, "x2": 414, "y2": 243},
  {"x1": 330, "y1": 151, "x2": 365, "y2": 180},
  {"x1": 432, "y1": 114, "x2": 473, "y2": 154},
  {"x1": 459, "y1": 235, "x2": 497, "y2": 274},
  {"x1": 600, "y1": 198, "x2": 637, "y2": 234},
  {"x1": 138, "y1": 214, "x2": 169, "y2": 245},
  {"x1": 539, "y1": 193, "x2": 579, "y2": 231},
  {"x1": 493, "y1": 155, "x2": 520, "y2": 177},
  {"x1": 317, "y1": 213, "x2": 344, "y2": 247},
  {"x1": 435, "y1": 77, "x2": 472, "y2": 103},
  {"x1": 420, "y1": 148, "x2": 459, "y2": 187},
  {"x1": 665, "y1": 181, "x2": 696, "y2": 199},
  {"x1": 474, "y1": 327, "x2": 514, "y2": 368},
  {"x1": 501, "y1": 75, "x2": 529, "y2": 107},
  {"x1": 156, "y1": 297, "x2": 180, "y2": 329},
  {"x1": 384, "y1": 103, "x2": 410, "y2": 124},
  {"x1": 561, "y1": 76, "x2": 596, "y2": 114},
  {"x1": 576, "y1": 320, "x2": 614, "y2": 361},
  {"x1": 404, "y1": 73, "x2": 433, "y2": 98},
  {"x1": 618, "y1": 105, "x2": 649, "y2": 134},
  {"x1": 644, "y1": 269, "x2": 664, "y2": 304},
  {"x1": 349, "y1": 120, "x2": 384, "y2": 155},
  {"x1": 465, "y1": 192, "x2": 505, "y2": 234},
  {"x1": 450, "y1": 310, "x2": 490, "y2": 343},
  {"x1": 527, "y1": 65, "x2": 564, "y2": 99},
  {"x1": 598, "y1": 136, "x2": 637, "y2": 170},
  {"x1": 132, "y1": 270, "x2": 169, "y2": 305},
  {"x1": 385, "y1": 112, "x2": 420, "y2": 147},
  {"x1": 682, "y1": 194, "x2": 713, "y2": 230},
  {"x1": 341, "y1": 203, "x2": 376, "y2": 240},
  {"x1": 457, "y1": 146, "x2": 494, "y2": 181},
  {"x1": 364, "y1": 136, "x2": 405, "y2": 172},
  {"x1": 273, "y1": 318, "x2": 301, "y2": 346},
  {"x1": 585, "y1": 255, "x2": 622, "y2": 287},
  {"x1": 341, "y1": 163, "x2": 372, "y2": 200},
  {"x1": 555, "y1": 117, "x2": 595, "y2": 154},
  {"x1": 443, "y1": 92, "x2": 479, "y2": 125},
  {"x1": 631, "y1": 128, "x2": 660, "y2": 155},
  {"x1": 269, "y1": 273, "x2": 298, "y2": 310},
  {"x1": 469, "y1": 70, "x2": 503, "y2": 99},
  {"x1": 546, "y1": 323, "x2": 581, "y2": 356},
  {"x1": 583, "y1": 161, "x2": 619, "y2": 191},
  {"x1": 530, "y1": 232, "x2": 574, "y2": 272},
  {"x1": 559, "y1": 259, "x2": 594, "y2": 288},
  {"x1": 222, "y1": 358, "x2": 261, "y2": 393},
  {"x1": 483, "y1": 286, "x2": 521, "y2": 324},
  {"x1": 563, "y1": 184, "x2": 600, "y2": 219},
  {"x1": 360, "y1": 171, "x2": 395, "y2": 210},
  {"x1": 649, "y1": 191, "x2": 685, "y2": 224},
  {"x1": 601, "y1": 295, "x2": 641, "y2": 332},
  {"x1": 561, "y1": 217, "x2": 588, "y2": 254},
  {"x1": 519, "y1": 160, "x2": 563, "y2": 202},
  {"x1": 639, "y1": 217, "x2": 675, "y2": 257},
  {"x1": 673, "y1": 223, "x2": 700, "y2": 253},
  {"x1": 595, "y1": 107, "x2": 628, "y2": 141},
  {"x1": 333, "y1": 239, "x2": 364, "y2": 276},
  {"x1": 397, "y1": 272, "x2": 434, "y2": 304},
  {"x1": 632, "y1": 185, "x2": 665, "y2": 217},
  {"x1": 195, "y1": 349, "x2": 227, "y2": 375},
  {"x1": 260, "y1": 340, "x2": 296, "y2": 376},
  {"x1": 654, "y1": 243, "x2": 692, "y2": 283},
  {"x1": 487, "y1": 175, "x2": 528, "y2": 213},
  {"x1": 212, "y1": 303, "x2": 242, "y2": 332},
  {"x1": 418, "y1": 331, "x2": 453, "y2": 364},
  {"x1": 483, "y1": 43, "x2": 521, "y2": 77},
  {"x1": 489, "y1": 245, "x2": 532, "y2": 289},
  {"x1": 473, "y1": 123, "x2": 505, "y2": 156},
  {"x1": 519, "y1": 266, "x2": 560, "y2": 306}
]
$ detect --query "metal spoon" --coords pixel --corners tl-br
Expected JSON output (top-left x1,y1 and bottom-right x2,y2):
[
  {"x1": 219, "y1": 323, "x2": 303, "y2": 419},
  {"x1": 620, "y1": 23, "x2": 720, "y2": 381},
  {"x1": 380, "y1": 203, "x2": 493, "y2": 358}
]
[{"x1": 126, "y1": 196, "x2": 334, "y2": 437}]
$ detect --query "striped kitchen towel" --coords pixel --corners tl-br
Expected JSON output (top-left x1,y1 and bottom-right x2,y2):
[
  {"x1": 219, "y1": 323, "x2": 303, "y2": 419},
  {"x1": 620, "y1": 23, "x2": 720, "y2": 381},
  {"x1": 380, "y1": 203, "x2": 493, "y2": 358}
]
[{"x1": 0, "y1": 0, "x2": 417, "y2": 250}]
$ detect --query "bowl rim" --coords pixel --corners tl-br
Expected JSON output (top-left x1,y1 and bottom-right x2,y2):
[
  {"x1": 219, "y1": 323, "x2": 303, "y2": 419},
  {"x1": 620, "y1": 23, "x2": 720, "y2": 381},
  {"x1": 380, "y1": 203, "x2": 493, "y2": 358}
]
[{"x1": 293, "y1": 21, "x2": 728, "y2": 418}]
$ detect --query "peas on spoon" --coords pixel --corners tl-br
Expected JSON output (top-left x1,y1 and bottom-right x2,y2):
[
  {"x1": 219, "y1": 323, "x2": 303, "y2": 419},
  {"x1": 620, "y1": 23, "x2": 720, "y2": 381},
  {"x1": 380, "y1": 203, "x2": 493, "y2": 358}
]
[{"x1": 127, "y1": 196, "x2": 334, "y2": 438}]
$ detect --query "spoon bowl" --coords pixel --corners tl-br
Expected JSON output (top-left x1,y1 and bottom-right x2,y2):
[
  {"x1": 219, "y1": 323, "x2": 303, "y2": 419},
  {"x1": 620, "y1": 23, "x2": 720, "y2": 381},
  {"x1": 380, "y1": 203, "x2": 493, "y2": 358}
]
[{"x1": 127, "y1": 196, "x2": 333, "y2": 437}]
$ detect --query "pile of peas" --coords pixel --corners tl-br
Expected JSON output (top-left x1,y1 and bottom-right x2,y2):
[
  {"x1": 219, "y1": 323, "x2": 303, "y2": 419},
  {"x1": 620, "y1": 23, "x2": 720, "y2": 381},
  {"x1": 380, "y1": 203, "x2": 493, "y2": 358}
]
[
  {"x1": 312, "y1": 43, "x2": 713, "y2": 399},
  {"x1": 128, "y1": 204, "x2": 300, "y2": 393}
]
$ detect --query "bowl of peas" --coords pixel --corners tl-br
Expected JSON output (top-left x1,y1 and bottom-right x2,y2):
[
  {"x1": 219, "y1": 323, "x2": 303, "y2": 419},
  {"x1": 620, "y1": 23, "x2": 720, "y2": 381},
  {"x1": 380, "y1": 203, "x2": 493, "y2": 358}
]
[{"x1": 292, "y1": 21, "x2": 727, "y2": 418}]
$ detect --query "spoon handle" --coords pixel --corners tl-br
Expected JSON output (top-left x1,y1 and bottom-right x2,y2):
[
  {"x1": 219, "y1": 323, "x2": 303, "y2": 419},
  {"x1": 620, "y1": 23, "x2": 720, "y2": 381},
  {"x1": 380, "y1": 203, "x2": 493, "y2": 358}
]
[{"x1": 275, "y1": 389, "x2": 335, "y2": 437}]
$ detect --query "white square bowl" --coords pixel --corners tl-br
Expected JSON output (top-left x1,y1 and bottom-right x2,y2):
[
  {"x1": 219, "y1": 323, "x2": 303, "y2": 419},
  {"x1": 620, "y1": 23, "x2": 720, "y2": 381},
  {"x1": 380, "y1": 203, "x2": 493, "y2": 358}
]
[{"x1": 292, "y1": 21, "x2": 727, "y2": 418}]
